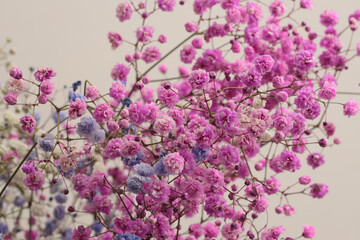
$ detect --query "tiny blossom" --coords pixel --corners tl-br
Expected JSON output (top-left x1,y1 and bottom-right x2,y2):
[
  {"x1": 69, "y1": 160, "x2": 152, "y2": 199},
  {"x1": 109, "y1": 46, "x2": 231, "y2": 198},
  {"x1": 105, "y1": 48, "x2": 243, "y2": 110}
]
[
  {"x1": 215, "y1": 107, "x2": 239, "y2": 132},
  {"x1": 294, "y1": 50, "x2": 316, "y2": 71},
  {"x1": 158, "y1": 34, "x2": 167, "y2": 43},
  {"x1": 343, "y1": 98, "x2": 360, "y2": 117},
  {"x1": 68, "y1": 98, "x2": 87, "y2": 119},
  {"x1": 269, "y1": 0, "x2": 286, "y2": 17},
  {"x1": 300, "y1": 0, "x2": 313, "y2": 9},
  {"x1": 180, "y1": 45, "x2": 197, "y2": 64},
  {"x1": 153, "y1": 115, "x2": 176, "y2": 135},
  {"x1": 310, "y1": 183, "x2": 328, "y2": 198},
  {"x1": 185, "y1": 21, "x2": 200, "y2": 32},
  {"x1": 93, "y1": 103, "x2": 114, "y2": 124},
  {"x1": 252, "y1": 196, "x2": 269, "y2": 213},
  {"x1": 157, "y1": 83, "x2": 179, "y2": 107},
  {"x1": 40, "y1": 80, "x2": 54, "y2": 95},
  {"x1": 127, "y1": 176, "x2": 143, "y2": 194},
  {"x1": 111, "y1": 64, "x2": 130, "y2": 82},
  {"x1": 108, "y1": 32, "x2": 122, "y2": 49},
  {"x1": 303, "y1": 225, "x2": 316, "y2": 238},
  {"x1": 158, "y1": 0, "x2": 176, "y2": 11},
  {"x1": 142, "y1": 46, "x2": 161, "y2": 63},
  {"x1": 93, "y1": 195, "x2": 113, "y2": 215},
  {"x1": 320, "y1": 10, "x2": 339, "y2": 27},
  {"x1": 104, "y1": 139, "x2": 123, "y2": 159},
  {"x1": 72, "y1": 225, "x2": 91, "y2": 240},
  {"x1": 254, "y1": 55, "x2": 275, "y2": 74},
  {"x1": 34, "y1": 67, "x2": 56, "y2": 82},
  {"x1": 134, "y1": 163, "x2": 154, "y2": 181},
  {"x1": 158, "y1": 64, "x2": 167, "y2": 73},
  {"x1": 241, "y1": 67, "x2": 263, "y2": 88},
  {"x1": 163, "y1": 152, "x2": 184, "y2": 174},
  {"x1": 85, "y1": 85, "x2": 100, "y2": 101},
  {"x1": 38, "y1": 135, "x2": 54, "y2": 152},
  {"x1": 188, "y1": 69, "x2": 209, "y2": 89},
  {"x1": 136, "y1": 25, "x2": 154, "y2": 42},
  {"x1": 24, "y1": 170, "x2": 45, "y2": 191},
  {"x1": 192, "y1": 38, "x2": 203, "y2": 49},
  {"x1": 4, "y1": 92, "x2": 17, "y2": 105},
  {"x1": 76, "y1": 116, "x2": 100, "y2": 138},
  {"x1": 9, "y1": 66, "x2": 23, "y2": 79},
  {"x1": 38, "y1": 94, "x2": 49, "y2": 104},
  {"x1": 116, "y1": 2, "x2": 133, "y2": 22},
  {"x1": 20, "y1": 115, "x2": 36, "y2": 134},
  {"x1": 307, "y1": 153, "x2": 325, "y2": 169}
]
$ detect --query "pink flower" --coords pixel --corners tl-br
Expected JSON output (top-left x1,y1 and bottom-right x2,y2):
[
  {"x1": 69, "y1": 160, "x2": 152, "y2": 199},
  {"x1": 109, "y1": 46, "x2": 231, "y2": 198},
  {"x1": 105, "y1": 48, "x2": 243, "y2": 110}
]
[
  {"x1": 142, "y1": 46, "x2": 161, "y2": 63},
  {"x1": 320, "y1": 10, "x2": 339, "y2": 27},
  {"x1": 188, "y1": 69, "x2": 209, "y2": 89},
  {"x1": 85, "y1": 86, "x2": 100, "y2": 101},
  {"x1": 24, "y1": 170, "x2": 45, "y2": 191},
  {"x1": 153, "y1": 115, "x2": 176, "y2": 135},
  {"x1": 93, "y1": 195, "x2": 113, "y2": 215},
  {"x1": 111, "y1": 63, "x2": 130, "y2": 82},
  {"x1": 108, "y1": 32, "x2": 122, "y2": 49},
  {"x1": 163, "y1": 152, "x2": 184, "y2": 174},
  {"x1": 310, "y1": 183, "x2": 328, "y2": 198},
  {"x1": 158, "y1": 0, "x2": 176, "y2": 11},
  {"x1": 343, "y1": 98, "x2": 360, "y2": 117},
  {"x1": 72, "y1": 225, "x2": 91, "y2": 240},
  {"x1": 9, "y1": 67, "x2": 23, "y2": 79},
  {"x1": 303, "y1": 225, "x2": 316, "y2": 238},
  {"x1": 136, "y1": 25, "x2": 154, "y2": 42},
  {"x1": 69, "y1": 98, "x2": 87, "y2": 119},
  {"x1": 104, "y1": 139, "x2": 123, "y2": 159},
  {"x1": 34, "y1": 67, "x2": 56, "y2": 82},
  {"x1": 40, "y1": 80, "x2": 54, "y2": 95},
  {"x1": 20, "y1": 115, "x2": 36, "y2": 134},
  {"x1": 116, "y1": 2, "x2": 133, "y2": 22},
  {"x1": 300, "y1": 0, "x2": 313, "y2": 9},
  {"x1": 4, "y1": 92, "x2": 17, "y2": 105},
  {"x1": 93, "y1": 103, "x2": 114, "y2": 124}
]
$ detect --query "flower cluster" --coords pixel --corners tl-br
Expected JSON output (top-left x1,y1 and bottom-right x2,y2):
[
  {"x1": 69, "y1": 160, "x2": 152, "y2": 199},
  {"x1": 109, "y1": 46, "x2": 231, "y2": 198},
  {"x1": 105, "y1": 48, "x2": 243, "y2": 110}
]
[{"x1": 0, "y1": 0, "x2": 360, "y2": 240}]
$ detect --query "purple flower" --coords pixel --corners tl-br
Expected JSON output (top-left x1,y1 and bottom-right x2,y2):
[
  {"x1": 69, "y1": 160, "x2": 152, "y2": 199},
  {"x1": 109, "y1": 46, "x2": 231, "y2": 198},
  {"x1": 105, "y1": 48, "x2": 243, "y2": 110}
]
[
  {"x1": 294, "y1": 50, "x2": 316, "y2": 72},
  {"x1": 111, "y1": 63, "x2": 130, "y2": 82},
  {"x1": 188, "y1": 69, "x2": 209, "y2": 89}
]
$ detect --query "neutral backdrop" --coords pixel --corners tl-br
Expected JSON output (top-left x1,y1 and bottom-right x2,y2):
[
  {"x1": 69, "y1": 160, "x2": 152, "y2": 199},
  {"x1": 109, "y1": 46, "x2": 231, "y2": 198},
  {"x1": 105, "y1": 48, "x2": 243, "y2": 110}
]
[{"x1": 1, "y1": 0, "x2": 360, "y2": 239}]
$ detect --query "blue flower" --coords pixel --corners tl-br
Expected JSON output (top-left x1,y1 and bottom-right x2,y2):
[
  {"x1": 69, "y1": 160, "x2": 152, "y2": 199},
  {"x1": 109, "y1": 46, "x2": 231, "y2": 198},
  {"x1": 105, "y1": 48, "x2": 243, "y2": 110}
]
[
  {"x1": 13, "y1": 196, "x2": 25, "y2": 207},
  {"x1": 123, "y1": 124, "x2": 136, "y2": 135},
  {"x1": 154, "y1": 158, "x2": 169, "y2": 176},
  {"x1": 72, "y1": 80, "x2": 82, "y2": 91},
  {"x1": 61, "y1": 228, "x2": 72, "y2": 240},
  {"x1": 38, "y1": 135, "x2": 55, "y2": 152},
  {"x1": 35, "y1": 112, "x2": 41, "y2": 123},
  {"x1": 52, "y1": 111, "x2": 67, "y2": 123},
  {"x1": 0, "y1": 222, "x2": 8, "y2": 235},
  {"x1": 123, "y1": 155, "x2": 140, "y2": 166},
  {"x1": 126, "y1": 177, "x2": 143, "y2": 194},
  {"x1": 54, "y1": 205, "x2": 65, "y2": 221},
  {"x1": 55, "y1": 194, "x2": 67, "y2": 204},
  {"x1": 116, "y1": 234, "x2": 141, "y2": 240},
  {"x1": 89, "y1": 129, "x2": 106, "y2": 143},
  {"x1": 192, "y1": 145, "x2": 209, "y2": 163},
  {"x1": 45, "y1": 220, "x2": 57, "y2": 236},
  {"x1": 69, "y1": 91, "x2": 86, "y2": 102},
  {"x1": 76, "y1": 116, "x2": 100, "y2": 138},
  {"x1": 91, "y1": 220, "x2": 103, "y2": 234},
  {"x1": 134, "y1": 163, "x2": 154, "y2": 181},
  {"x1": 122, "y1": 97, "x2": 132, "y2": 107}
]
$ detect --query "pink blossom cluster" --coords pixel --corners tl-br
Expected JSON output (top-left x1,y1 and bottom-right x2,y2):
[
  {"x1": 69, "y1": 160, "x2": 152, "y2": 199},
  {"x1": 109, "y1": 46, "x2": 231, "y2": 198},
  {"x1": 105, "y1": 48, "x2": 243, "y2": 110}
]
[{"x1": 1, "y1": 0, "x2": 360, "y2": 240}]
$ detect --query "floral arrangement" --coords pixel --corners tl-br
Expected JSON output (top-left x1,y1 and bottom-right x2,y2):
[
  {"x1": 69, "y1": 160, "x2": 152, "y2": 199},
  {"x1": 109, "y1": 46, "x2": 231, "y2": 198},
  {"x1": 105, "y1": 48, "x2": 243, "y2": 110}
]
[{"x1": 1, "y1": 0, "x2": 360, "y2": 239}]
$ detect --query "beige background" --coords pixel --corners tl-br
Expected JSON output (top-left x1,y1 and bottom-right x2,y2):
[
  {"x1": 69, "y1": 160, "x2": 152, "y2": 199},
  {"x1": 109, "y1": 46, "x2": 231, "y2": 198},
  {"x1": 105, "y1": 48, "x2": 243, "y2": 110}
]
[{"x1": 1, "y1": 0, "x2": 360, "y2": 239}]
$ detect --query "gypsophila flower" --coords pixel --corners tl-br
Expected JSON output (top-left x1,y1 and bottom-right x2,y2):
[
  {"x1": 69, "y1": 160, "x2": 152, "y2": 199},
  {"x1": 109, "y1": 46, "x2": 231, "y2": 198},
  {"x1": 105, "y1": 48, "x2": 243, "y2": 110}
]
[
  {"x1": 127, "y1": 176, "x2": 143, "y2": 194},
  {"x1": 34, "y1": 67, "x2": 56, "y2": 82},
  {"x1": 38, "y1": 135, "x2": 54, "y2": 152},
  {"x1": 20, "y1": 115, "x2": 36, "y2": 134}
]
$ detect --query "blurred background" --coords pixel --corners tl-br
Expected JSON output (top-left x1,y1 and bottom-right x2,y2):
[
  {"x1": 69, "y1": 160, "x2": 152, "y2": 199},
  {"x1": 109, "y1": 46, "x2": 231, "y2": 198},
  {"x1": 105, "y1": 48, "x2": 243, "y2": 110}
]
[{"x1": 0, "y1": 0, "x2": 360, "y2": 239}]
